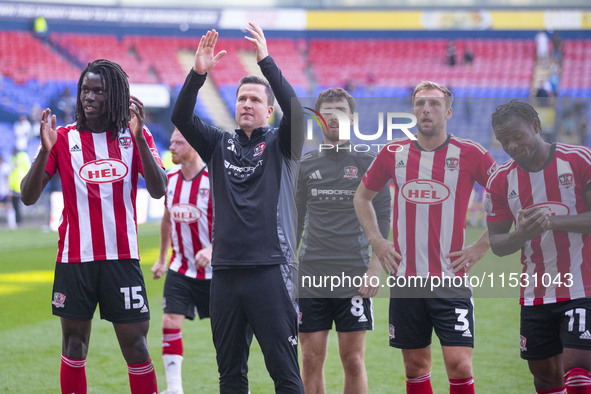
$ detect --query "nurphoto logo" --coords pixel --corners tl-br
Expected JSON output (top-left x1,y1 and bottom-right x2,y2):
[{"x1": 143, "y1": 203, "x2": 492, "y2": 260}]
[{"x1": 303, "y1": 107, "x2": 417, "y2": 153}]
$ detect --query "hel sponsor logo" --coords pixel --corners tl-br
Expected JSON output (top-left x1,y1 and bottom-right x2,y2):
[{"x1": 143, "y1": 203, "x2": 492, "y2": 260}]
[
  {"x1": 52, "y1": 292, "x2": 66, "y2": 308},
  {"x1": 79, "y1": 159, "x2": 128, "y2": 184},
  {"x1": 401, "y1": 179, "x2": 450, "y2": 205},
  {"x1": 527, "y1": 201, "x2": 570, "y2": 216},
  {"x1": 170, "y1": 204, "x2": 202, "y2": 223},
  {"x1": 520, "y1": 335, "x2": 527, "y2": 352},
  {"x1": 253, "y1": 142, "x2": 265, "y2": 157},
  {"x1": 344, "y1": 166, "x2": 358, "y2": 179},
  {"x1": 559, "y1": 173, "x2": 574, "y2": 188},
  {"x1": 445, "y1": 157, "x2": 459, "y2": 170},
  {"x1": 119, "y1": 136, "x2": 132, "y2": 149}
]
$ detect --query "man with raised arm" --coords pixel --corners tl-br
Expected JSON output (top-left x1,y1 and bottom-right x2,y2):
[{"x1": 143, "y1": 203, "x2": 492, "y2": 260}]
[{"x1": 171, "y1": 24, "x2": 304, "y2": 393}]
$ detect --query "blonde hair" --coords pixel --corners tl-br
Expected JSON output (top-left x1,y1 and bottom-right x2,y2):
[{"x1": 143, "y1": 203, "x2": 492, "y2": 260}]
[{"x1": 412, "y1": 81, "x2": 453, "y2": 108}]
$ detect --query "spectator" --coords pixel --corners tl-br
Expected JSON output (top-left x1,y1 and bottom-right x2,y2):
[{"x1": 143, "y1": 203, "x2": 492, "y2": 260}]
[
  {"x1": 32, "y1": 16, "x2": 48, "y2": 44},
  {"x1": 535, "y1": 31, "x2": 550, "y2": 63},
  {"x1": 0, "y1": 155, "x2": 16, "y2": 229},
  {"x1": 13, "y1": 114, "x2": 32, "y2": 152},
  {"x1": 9, "y1": 148, "x2": 30, "y2": 226},
  {"x1": 463, "y1": 47, "x2": 474, "y2": 66},
  {"x1": 551, "y1": 31, "x2": 563, "y2": 62},
  {"x1": 447, "y1": 40, "x2": 457, "y2": 66}
]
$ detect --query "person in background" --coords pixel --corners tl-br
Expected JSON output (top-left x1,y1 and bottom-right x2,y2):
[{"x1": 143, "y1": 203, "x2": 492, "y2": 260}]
[{"x1": 151, "y1": 128, "x2": 215, "y2": 394}]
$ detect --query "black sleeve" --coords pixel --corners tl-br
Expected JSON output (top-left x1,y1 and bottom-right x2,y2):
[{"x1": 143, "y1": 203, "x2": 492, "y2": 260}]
[
  {"x1": 171, "y1": 69, "x2": 222, "y2": 163},
  {"x1": 295, "y1": 160, "x2": 308, "y2": 248},
  {"x1": 258, "y1": 56, "x2": 304, "y2": 161}
]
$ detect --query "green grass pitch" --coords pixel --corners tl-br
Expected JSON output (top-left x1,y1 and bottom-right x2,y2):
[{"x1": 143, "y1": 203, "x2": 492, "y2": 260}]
[{"x1": 0, "y1": 224, "x2": 532, "y2": 392}]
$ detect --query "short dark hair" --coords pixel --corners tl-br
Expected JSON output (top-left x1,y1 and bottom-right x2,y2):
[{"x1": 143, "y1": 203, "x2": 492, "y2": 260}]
[
  {"x1": 75, "y1": 59, "x2": 130, "y2": 138},
  {"x1": 412, "y1": 81, "x2": 453, "y2": 108},
  {"x1": 491, "y1": 100, "x2": 541, "y2": 132},
  {"x1": 314, "y1": 88, "x2": 356, "y2": 113},
  {"x1": 236, "y1": 76, "x2": 274, "y2": 106}
]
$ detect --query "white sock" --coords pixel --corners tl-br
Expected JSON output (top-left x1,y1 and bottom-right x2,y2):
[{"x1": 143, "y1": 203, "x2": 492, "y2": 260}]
[
  {"x1": 6, "y1": 208, "x2": 16, "y2": 229},
  {"x1": 162, "y1": 354, "x2": 183, "y2": 393}
]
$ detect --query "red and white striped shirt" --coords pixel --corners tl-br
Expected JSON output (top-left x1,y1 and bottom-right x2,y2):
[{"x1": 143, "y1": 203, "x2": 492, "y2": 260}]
[
  {"x1": 486, "y1": 143, "x2": 591, "y2": 305},
  {"x1": 363, "y1": 135, "x2": 496, "y2": 277},
  {"x1": 43, "y1": 124, "x2": 163, "y2": 263},
  {"x1": 165, "y1": 167, "x2": 212, "y2": 279}
]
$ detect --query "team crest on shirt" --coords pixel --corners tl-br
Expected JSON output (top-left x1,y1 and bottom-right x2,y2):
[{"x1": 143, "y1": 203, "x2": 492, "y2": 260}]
[
  {"x1": 199, "y1": 188, "x2": 209, "y2": 197},
  {"x1": 344, "y1": 166, "x2": 358, "y2": 179},
  {"x1": 253, "y1": 142, "x2": 266, "y2": 157},
  {"x1": 559, "y1": 173, "x2": 574, "y2": 188},
  {"x1": 520, "y1": 335, "x2": 527, "y2": 352},
  {"x1": 389, "y1": 324, "x2": 395, "y2": 339},
  {"x1": 52, "y1": 292, "x2": 66, "y2": 308},
  {"x1": 119, "y1": 136, "x2": 132, "y2": 149},
  {"x1": 445, "y1": 157, "x2": 460, "y2": 171}
]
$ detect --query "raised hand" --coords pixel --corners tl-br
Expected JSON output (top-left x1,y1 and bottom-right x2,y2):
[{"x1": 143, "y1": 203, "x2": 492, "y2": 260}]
[
  {"x1": 40, "y1": 108, "x2": 57, "y2": 153},
  {"x1": 194, "y1": 29, "x2": 227, "y2": 75},
  {"x1": 129, "y1": 95, "x2": 145, "y2": 140},
  {"x1": 244, "y1": 21, "x2": 269, "y2": 62}
]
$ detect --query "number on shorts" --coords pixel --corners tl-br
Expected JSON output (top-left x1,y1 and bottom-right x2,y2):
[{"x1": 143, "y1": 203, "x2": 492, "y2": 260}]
[
  {"x1": 350, "y1": 296, "x2": 364, "y2": 317},
  {"x1": 565, "y1": 308, "x2": 586, "y2": 332},
  {"x1": 454, "y1": 308, "x2": 470, "y2": 331},
  {"x1": 120, "y1": 286, "x2": 145, "y2": 310}
]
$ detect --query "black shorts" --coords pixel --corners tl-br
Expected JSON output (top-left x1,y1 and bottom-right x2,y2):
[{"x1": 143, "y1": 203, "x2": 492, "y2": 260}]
[
  {"x1": 520, "y1": 298, "x2": 591, "y2": 360},
  {"x1": 389, "y1": 296, "x2": 475, "y2": 349},
  {"x1": 163, "y1": 269, "x2": 211, "y2": 320},
  {"x1": 298, "y1": 296, "x2": 374, "y2": 333},
  {"x1": 51, "y1": 259, "x2": 150, "y2": 323}
]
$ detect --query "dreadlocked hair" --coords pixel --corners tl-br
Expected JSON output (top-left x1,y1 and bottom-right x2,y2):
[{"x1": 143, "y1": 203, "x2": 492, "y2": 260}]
[{"x1": 76, "y1": 59, "x2": 130, "y2": 139}]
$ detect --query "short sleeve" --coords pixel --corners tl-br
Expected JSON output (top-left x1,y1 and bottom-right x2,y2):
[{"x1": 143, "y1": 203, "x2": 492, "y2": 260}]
[
  {"x1": 485, "y1": 174, "x2": 512, "y2": 223},
  {"x1": 136, "y1": 126, "x2": 164, "y2": 175},
  {"x1": 362, "y1": 149, "x2": 392, "y2": 192}
]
